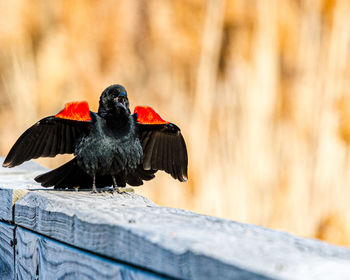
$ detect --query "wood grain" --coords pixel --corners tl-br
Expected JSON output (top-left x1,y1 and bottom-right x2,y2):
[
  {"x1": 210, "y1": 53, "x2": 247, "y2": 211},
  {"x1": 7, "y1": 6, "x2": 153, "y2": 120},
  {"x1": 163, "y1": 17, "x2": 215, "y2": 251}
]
[
  {"x1": 0, "y1": 160, "x2": 47, "y2": 221},
  {"x1": 0, "y1": 189, "x2": 13, "y2": 222},
  {"x1": 2, "y1": 157, "x2": 350, "y2": 279},
  {"x1": 14, "y1": 190, "x2": 350, "y2": 280},
  {"x1": 0, "y1": 221, "x2": 15, "y2": 280},
  {"x1": 16, "y1": 226, "x2": 166, "y2": 280},
  {"x1": 15, "y1": 225, "x2": 39, "y2": 279}
]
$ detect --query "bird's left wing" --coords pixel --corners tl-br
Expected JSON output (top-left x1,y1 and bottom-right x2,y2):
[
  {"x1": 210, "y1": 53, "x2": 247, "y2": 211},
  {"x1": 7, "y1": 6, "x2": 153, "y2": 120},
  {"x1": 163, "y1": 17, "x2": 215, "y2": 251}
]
[
  {"x1": 3, "y1": 101, "x2": 93, "y2": 168},
  {"x1": 134, "y1": 106, "x2": 188, "y2": 182}
]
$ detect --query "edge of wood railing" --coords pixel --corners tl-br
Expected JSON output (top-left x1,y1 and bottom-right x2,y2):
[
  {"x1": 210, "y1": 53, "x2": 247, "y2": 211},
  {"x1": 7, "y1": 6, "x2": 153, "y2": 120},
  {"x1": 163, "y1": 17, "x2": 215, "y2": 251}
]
[{"x1": 1, "y1": 158, "x2": 350, "y2": 280}]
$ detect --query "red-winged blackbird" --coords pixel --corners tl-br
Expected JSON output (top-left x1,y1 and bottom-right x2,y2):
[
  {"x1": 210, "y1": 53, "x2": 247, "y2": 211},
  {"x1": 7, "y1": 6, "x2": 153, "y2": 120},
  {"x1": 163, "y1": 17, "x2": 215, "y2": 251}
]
[{"x1": 2, "y1": 85, "x2": 188, "y2": 192}]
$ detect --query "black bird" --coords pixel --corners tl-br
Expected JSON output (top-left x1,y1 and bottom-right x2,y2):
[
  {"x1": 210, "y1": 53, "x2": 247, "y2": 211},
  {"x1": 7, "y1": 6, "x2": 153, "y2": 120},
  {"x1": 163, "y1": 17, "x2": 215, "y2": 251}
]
[{"x1": 2, "y1": 85, "x2": 188, "y2": 193}]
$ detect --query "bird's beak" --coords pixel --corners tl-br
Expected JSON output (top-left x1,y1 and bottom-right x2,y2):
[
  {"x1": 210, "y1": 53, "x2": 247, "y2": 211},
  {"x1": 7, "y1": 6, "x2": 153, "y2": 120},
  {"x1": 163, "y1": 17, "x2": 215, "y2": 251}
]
[{"x1": 114, "y1": 96, "x2": 127, "y2": 111}]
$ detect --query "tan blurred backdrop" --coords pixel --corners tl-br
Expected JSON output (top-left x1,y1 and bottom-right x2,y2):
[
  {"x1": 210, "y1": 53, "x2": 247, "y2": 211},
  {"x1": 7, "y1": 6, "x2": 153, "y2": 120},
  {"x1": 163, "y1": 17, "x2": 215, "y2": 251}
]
[{"x1": 1, "y1": 0, "x2": 350, "y2": 246}]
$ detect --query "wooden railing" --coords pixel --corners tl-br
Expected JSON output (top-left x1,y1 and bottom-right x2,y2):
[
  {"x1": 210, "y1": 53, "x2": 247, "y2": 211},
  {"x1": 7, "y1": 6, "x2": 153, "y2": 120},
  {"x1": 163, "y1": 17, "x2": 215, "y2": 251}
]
[{"x1": 1, "y1": 159, "x2": 350, "y2": 280}]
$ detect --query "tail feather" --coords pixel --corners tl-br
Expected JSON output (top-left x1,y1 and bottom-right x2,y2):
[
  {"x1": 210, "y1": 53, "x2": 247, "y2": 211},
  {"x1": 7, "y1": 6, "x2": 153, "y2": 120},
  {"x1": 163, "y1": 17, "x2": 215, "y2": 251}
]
[
  {"x1": 35, "y1": 158, "x2": 92, "y2": 189},
  {"x1": 126, "y1": 166, "x2": 156, "y2": 186},
  {"x1": 35, "y1": 160, "x2": 156, "y2": 189}
]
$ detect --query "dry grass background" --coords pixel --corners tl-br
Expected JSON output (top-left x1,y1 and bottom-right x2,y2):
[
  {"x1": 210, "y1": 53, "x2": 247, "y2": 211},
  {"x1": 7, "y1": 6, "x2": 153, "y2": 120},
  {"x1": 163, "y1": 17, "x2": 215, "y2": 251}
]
[{"x1": 0, "y1": 0, "x2": 350, "y2": 246}]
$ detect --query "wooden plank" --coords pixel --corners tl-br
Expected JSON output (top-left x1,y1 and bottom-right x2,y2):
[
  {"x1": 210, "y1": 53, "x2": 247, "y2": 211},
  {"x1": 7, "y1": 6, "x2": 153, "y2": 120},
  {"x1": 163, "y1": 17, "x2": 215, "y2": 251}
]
[
  {"x1": 0, "y1": 159, "x2": 47, "y2": 221},
  {"x1": 14, "y1": 190, "x2": 350, "y2": 280},
  {"x1": 2, "y1": 157, "x2": 350, "y2": 279},
  {"x1": 15, "y1": 225, "x2": 39, "y2": 279},
  {"x1": 16, "y1": 226, "x2": 167, "y2": 280},
  {"x1": 0, "y1": 221, "x2": 15, "y2": 280}
]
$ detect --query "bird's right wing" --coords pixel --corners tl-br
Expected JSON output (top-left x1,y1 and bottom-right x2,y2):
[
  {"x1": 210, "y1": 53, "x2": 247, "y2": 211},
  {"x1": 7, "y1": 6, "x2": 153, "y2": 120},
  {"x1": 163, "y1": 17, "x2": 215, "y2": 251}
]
[
  {"x1": 3, "y1": 101, "x2": 93, "y2": 168},
  {"x1": 134, "y1": 106, "x2": 188, "y2": 182}
]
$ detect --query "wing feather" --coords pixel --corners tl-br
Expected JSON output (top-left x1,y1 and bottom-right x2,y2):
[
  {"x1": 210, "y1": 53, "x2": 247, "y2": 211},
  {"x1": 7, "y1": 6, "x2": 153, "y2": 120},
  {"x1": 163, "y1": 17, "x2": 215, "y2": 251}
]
[
  {"x1": 143, "y1": 132, "x2": 157, "y2": 170},
  {"x1": 42, "y1": 124, "x2": 54, "y2": 157},
  {"x1": 134, "y1": 106, "x2": 188, "y2": 182},
  {"x1": 168, "y1": 133, "x2": 176, "y2": 180},
  {"x1": 151, "y1": 132, "x2": 160, "y2": 169},
  {"x1": 3, "y1": 116, "x2": 92, "y2": 168},
  {"x1": 160, "y1": 133, "x2": 167, "y2": 171},
  {"x1": 163, "y1": 133, "x2": 170, "y2": 174},
  {"x1": 49, "y1": 122, "x2": 59, "y2": 156},
  {"x1": 31, "y1": 125, "x2": 47, "y2": 159}
]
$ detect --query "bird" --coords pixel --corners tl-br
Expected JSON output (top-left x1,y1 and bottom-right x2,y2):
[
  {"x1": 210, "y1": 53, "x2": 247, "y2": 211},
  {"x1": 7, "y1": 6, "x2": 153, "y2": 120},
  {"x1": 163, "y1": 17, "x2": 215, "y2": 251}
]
[{"x1": 2, "y1": 84, "x2": 188, "y2": 193}]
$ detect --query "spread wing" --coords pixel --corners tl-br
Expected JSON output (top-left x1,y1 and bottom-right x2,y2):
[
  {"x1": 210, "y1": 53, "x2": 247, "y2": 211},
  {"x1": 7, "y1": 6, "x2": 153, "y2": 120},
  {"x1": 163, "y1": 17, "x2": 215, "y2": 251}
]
[
  {"x1": 3, "y1": 101, "x2": 93, "y2": 168},
  {"x1": 134, "y1": 106, "x2": 188, "y2": 182}
]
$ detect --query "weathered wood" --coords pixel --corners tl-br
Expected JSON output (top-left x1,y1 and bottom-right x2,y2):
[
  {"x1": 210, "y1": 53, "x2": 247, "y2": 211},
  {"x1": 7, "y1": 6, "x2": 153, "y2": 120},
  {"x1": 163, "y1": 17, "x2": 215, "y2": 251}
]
[
  {"x1": 0, "y1": 160, "x2": 47, "y2": 221},
  {"x1": 16, "y1": 226, "x2": 165, "y2": 280},
  {"x1": 14, "y1": 190, "x2": 350, "y2": 280},
  {"x1": 2, "y1": 157, "x2": 350, "y2": 279},
  {"x1": 15, "y1": 225, "x2": 39, "y2": 279},
  {"x1": 0, "y1": 221, "x2": 15, "y2": 279}
]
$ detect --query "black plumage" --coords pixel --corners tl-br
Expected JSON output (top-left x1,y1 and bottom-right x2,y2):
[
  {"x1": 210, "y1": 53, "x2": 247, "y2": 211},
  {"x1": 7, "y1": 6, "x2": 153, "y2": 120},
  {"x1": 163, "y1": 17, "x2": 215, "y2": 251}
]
[{"x1": 3, "y1": 84, "x2": 188, "y2": 192}]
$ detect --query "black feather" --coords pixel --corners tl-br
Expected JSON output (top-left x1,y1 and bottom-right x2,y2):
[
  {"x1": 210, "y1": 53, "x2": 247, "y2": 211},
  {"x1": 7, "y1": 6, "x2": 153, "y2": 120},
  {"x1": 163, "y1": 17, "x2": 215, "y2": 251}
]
[{"x1": 4, "y1": 84, "x2": 188, "y2": 190}]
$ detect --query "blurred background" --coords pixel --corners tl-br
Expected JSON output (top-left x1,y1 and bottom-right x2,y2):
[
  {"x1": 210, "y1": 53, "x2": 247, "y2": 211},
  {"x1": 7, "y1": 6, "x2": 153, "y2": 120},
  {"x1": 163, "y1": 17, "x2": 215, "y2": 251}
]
[{"x1": 1, "y1": 0, "x2": 350, "y2": 246}]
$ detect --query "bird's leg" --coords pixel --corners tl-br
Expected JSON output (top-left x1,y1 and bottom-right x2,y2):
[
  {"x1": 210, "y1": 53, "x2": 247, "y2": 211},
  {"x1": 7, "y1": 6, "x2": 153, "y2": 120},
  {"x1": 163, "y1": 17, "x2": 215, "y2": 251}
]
[
  {"x1": 112, "y1": 176, "x2": 122, "y2": 194},
  {"x1": 91, "y1": 174, "x2": 98, "y2": 193}
]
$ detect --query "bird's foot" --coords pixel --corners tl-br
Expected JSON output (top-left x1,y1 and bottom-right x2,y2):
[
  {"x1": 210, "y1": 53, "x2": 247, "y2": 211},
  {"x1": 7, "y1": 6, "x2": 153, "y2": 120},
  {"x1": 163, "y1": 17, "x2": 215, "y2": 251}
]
[
  {"x1": 114, "y1": 187, "x2": 123, "y2": 194},
  {"x1": 90, "y1": 185, "x2": 99, "y2": 194},
  {"x1": 112, "y1": 186, "x2": 132, "y2": 195},
  {"x1": 115, "y1": 187, "x2": 133, "y2": 195},
  {"x1": 91, "y1": 175, "x2": 99, "y2": 194}
]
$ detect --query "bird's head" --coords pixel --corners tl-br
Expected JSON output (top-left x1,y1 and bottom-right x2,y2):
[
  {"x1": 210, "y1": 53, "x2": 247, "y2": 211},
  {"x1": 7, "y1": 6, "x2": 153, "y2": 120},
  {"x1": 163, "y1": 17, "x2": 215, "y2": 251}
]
[{"x1": 98, "y1": 84, "x2": 131, "y2": 118}]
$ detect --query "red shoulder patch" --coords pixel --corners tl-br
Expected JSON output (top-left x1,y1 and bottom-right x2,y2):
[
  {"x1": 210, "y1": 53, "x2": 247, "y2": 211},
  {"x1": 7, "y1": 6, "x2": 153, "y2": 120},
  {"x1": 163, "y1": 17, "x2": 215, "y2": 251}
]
[
  {"x1": 55, "y1": 101, "x2": 92, "y2": 122},
  {"x1": 134, "y1": 106, "x2": 169, "y2": 125}
]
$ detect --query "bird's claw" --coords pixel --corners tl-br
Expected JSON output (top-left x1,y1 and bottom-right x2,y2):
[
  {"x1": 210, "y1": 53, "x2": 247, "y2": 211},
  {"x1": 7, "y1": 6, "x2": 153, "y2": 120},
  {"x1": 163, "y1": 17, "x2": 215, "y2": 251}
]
[
  {"x1": 91, "y1": 185, "x2": 99, "y2": 194},
  {"x1": 119, "y1": 189, "x2": 132, "y2": 195},
  {"x1": 112, "y1": 187, "x2": 128, "y2": 195}
]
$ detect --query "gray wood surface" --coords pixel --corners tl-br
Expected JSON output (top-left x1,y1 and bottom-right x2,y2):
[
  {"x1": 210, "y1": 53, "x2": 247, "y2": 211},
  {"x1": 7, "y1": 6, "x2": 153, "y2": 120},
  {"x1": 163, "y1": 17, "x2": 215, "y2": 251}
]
[
  {"x1": 0, "y1": 160, "x2": 47, "y2": 221},
  {"x1": 0, "y1": 221, "x2": 15, "y2": 280},
  {"x1": 2, "y1": 157, "x2": 350, "y2": 279},
  {"x1": 16, "y1": 226, "x2": 165, "y2": 280},
  {"x1": 14, "y1": 190, "x2": 350, "y2": 280},
  {"x1": 15, "y1": 225, "x2": 39, "y2": 279}
]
